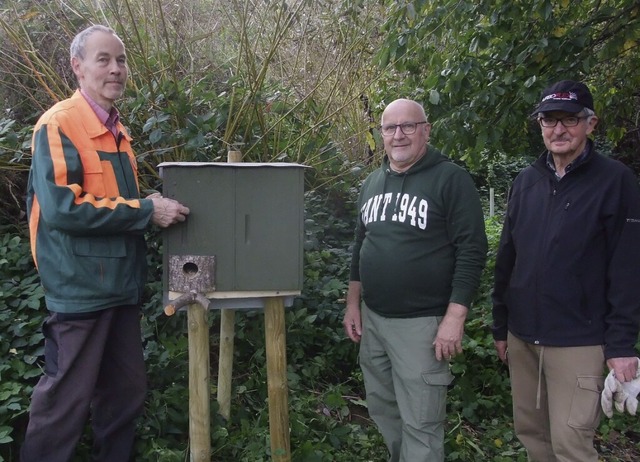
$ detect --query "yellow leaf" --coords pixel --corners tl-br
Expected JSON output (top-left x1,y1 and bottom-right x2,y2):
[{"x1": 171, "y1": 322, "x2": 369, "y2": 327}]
[
  {"x1": 533, "y1": 51, "x2": 546, "y2": 63},
  {"x1": 552, "y1": 27, "x2": 567, "y2": 38},
  {"x1": 494, "y1": 438, "x2": 503, "y2": 448},
  {"x1": 365, "y1": 131, "x2": 376, "y2": 152},
  {"x1": 21, "y1": 9, "x2": 40, "y2": 20}
]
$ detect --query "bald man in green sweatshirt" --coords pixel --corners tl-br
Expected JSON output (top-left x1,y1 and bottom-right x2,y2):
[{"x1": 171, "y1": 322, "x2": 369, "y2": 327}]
[{"x1": 343, "y1": 99, "x2": 487, "y2": 462}]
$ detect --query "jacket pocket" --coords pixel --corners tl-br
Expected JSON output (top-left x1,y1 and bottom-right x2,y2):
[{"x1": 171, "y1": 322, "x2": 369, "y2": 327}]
[
  {"x1": 80, "y1": 150, "x2": 107, "y2": 198},
  {"x1": 72, "y1": 236, "x2": 126, "y2": 258}
]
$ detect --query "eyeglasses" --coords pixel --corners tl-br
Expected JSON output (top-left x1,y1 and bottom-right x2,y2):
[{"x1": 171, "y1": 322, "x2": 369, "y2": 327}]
[
  {"x1": 380, "y1": 121, "x2": 428, "y2": 136},
  {"x1": 538, "y1": 116, "x2": 587, "y2": 128}
]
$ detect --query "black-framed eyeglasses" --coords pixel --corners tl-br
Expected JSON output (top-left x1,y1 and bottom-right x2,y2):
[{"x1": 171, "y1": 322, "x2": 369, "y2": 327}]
[
  {"x1": 380, "y1": 121, "x2": 428, "y2": 136},
  {"x1": 538, "y1": 116, "x2": 587, "y2": 128}
]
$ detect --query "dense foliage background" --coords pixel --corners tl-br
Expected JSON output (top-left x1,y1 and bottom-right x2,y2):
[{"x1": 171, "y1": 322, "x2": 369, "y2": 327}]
[{"x1": 1, "y1": 0, "x2": 639, "y2": 460}]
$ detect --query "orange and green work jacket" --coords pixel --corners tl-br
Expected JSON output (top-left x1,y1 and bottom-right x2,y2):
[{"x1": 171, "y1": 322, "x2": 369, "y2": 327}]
[{"x1": 26, "y1": 90, "x2": 154, "y2": 313}]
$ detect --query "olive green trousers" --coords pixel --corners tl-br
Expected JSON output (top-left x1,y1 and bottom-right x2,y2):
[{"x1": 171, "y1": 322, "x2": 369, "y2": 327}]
[{"x1": 359, "y1": 305, "x2": 453, "y2": 462}]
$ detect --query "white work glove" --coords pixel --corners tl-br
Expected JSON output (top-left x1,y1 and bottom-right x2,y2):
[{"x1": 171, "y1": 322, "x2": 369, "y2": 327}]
[{"x1": 601, "y1": 358, "x2": 640, "y2": 418}]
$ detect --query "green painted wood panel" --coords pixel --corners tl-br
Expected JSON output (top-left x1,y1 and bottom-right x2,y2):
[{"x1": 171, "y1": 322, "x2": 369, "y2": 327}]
[{"x1": 160, "y1": 163, "x2": 305, "y2": 293}]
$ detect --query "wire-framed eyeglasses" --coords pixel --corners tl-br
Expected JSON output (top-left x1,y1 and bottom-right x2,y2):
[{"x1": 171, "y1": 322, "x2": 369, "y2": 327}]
[
  {"x1": 538, "y1": 116, "x2": 587, "y2": 128},
  {"x1": 380, "y1": 121, "x2": 428, "y2": 136}
]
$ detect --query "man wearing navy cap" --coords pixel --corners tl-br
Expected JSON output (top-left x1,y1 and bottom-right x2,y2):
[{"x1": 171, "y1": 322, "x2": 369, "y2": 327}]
[{"x1": 491, "y1": 80, "x2": 640, "y2": 461}]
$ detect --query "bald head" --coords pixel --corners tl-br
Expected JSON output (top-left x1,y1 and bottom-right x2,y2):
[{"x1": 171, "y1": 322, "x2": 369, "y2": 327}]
[{"x1": 381, "y1": 99, "x2": 428, "y2": 125}]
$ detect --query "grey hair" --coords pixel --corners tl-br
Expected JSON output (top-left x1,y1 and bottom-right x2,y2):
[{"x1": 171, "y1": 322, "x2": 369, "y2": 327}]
[
  {"x1": 582, "y1": 107, "x2": 596, "y2": 123},
  {"x1": 70, "y1": 25, "x2": 118, "y2": 60}
]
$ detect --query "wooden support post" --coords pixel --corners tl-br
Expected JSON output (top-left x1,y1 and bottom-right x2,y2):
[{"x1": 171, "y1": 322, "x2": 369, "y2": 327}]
[
  {"x1": 217, "y1": 307, "x2": 235, "y2": 420},
  {"x1": 227, "y1": 150, "x2": 242, "y2": 163},
  {"x1": 188, "y1": 303, "x2": 211, "y2": 461},
  {"x1": 489, "y1": 187, "x2": 495, "y2": 217},
  {"x1": 264, "y1": 296, "x2": 291, "y2": 462},
  {"x1": 217, "y1": 149, "x2": 242, "y2": 420}
]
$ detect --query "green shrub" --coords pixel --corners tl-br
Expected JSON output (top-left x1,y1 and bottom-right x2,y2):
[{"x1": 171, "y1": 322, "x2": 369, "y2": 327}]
[{"x1": 0, "y1": 229, "x2": 46, "y2": 461}]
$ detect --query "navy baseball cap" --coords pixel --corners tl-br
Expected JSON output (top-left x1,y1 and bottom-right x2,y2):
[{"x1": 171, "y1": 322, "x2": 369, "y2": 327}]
[{"x1": 532, "y1": 80, "x2": 594, "y2": 116}]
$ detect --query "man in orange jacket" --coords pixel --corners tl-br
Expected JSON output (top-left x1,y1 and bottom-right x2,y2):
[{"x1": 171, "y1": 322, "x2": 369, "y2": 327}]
[{"x1": 22, "y1": 25, "x2": 189, "y2": 462}]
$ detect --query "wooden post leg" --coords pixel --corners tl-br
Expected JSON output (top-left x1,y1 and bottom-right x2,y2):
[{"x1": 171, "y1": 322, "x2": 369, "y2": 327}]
[
  {"x1": 216, "y1": 149, "x2": 242, "y2": 421},
  {"x1": 188, "y1": 303, "x2": 211, "y2": 461},
  {"x1": 264, "y1": 296, "x2": 291, "y2": 462},
  {"x1": 217, "y1": 309, "x2": 235, "y2": 420}
]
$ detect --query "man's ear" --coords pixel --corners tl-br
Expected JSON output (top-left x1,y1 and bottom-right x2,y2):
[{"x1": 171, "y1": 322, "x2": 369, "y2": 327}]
[
  {"x1": 71, "y1": 56, "x2": 82, "y2": 79},
  {"x1": 586, "y1": 115, "x2": 599, "y2": 135}
]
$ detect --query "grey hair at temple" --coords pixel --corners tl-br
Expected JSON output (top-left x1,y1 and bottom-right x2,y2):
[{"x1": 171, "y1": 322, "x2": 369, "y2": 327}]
[{"x1": 69, "y1": 25, "x2": 118, "y2": 60}]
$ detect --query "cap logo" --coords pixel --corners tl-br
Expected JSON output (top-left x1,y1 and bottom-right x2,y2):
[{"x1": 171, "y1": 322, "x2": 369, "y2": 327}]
[{"x1": 542, "y1": 91, "x2": 578, "y2": 102}]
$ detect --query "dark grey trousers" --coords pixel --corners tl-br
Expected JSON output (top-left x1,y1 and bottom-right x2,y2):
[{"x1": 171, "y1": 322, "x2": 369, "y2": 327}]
[{"x1": 20, "y1": 305, "x2": 147, "y2": 462}]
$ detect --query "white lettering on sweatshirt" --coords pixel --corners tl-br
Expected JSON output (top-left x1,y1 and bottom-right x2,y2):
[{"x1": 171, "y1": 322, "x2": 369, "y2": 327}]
[{"x1": 361, "y1": 193, "x2": 428, "y2": 230}]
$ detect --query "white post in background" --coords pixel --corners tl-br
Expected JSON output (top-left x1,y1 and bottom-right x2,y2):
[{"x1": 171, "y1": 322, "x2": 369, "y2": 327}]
[{"x1": 489, "y1": 188, "x2": 495, "y2": 217}]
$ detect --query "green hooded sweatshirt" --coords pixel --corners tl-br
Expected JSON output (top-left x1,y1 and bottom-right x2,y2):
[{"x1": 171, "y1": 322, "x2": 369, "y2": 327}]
[{"x1": 349, "y1": 146, "x2": 487, "y2": 317}]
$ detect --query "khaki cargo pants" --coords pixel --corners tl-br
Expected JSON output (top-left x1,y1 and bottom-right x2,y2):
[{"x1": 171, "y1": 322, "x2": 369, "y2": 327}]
[
  {"x1": 507, "y1": 332, "x2": 605, "y2": 462},
  {"x1": 359, "y1": 305, "x2": 453, "y2": 462}
]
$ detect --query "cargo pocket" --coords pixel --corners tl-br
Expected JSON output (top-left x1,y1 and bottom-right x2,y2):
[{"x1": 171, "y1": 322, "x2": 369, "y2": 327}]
[
  {"x1": 568, "y1": 375, "x2": 604, "y2": 429},
  {"x1": 420, "y1": 370, "x2": 454, "y2": 423}
]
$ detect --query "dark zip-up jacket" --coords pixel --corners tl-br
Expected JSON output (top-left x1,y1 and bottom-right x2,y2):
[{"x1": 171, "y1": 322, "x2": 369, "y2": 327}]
[
  {"x1": 492, "y1": 143, "x2": 640, "y2": 359},
  {"x1": 26, "y1": 91, "x2": 154, "y2": 313},
  {"x1": 349, "y1": 147, "x2": 487, "y2": 317}
]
